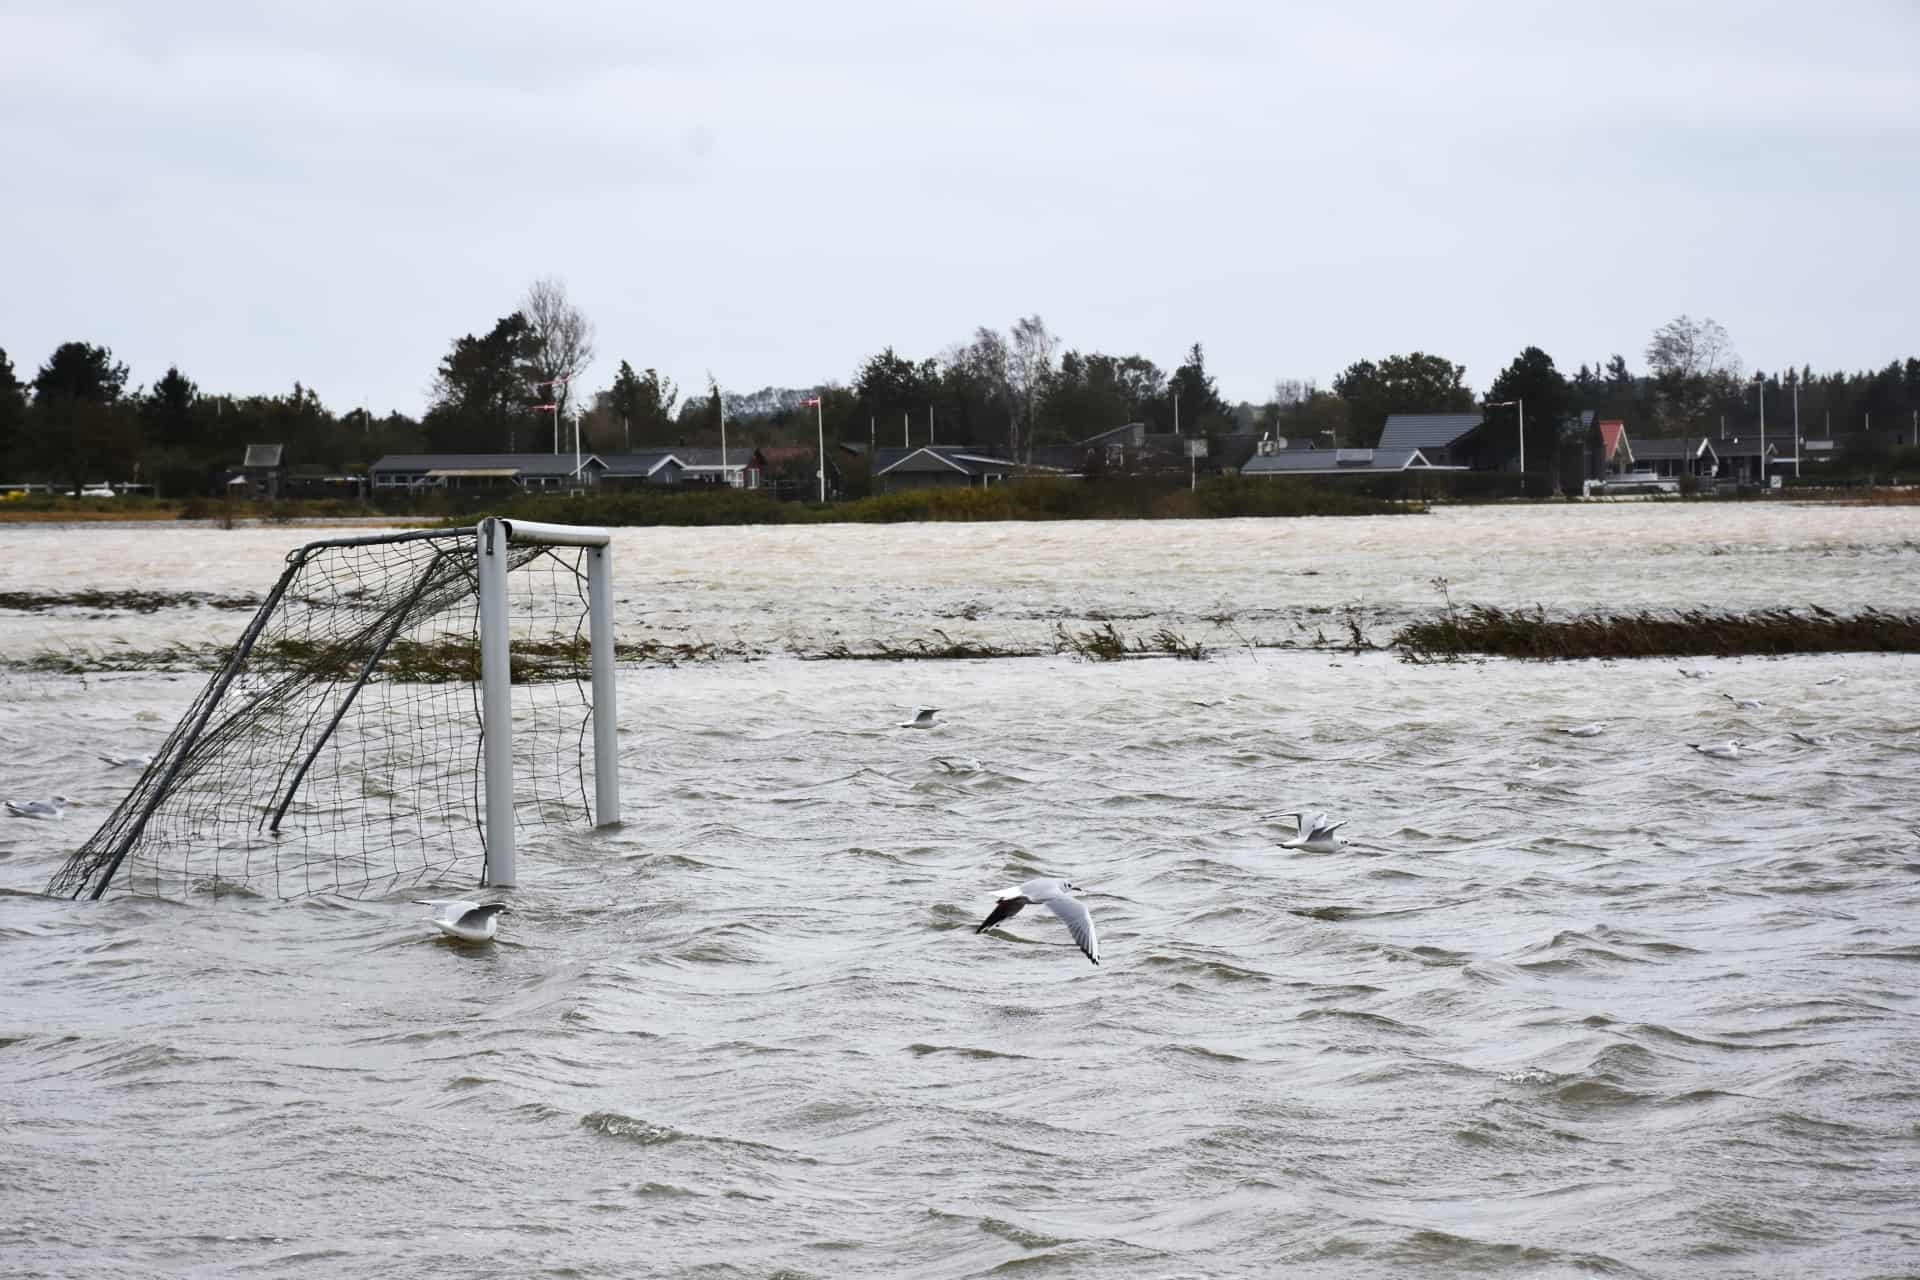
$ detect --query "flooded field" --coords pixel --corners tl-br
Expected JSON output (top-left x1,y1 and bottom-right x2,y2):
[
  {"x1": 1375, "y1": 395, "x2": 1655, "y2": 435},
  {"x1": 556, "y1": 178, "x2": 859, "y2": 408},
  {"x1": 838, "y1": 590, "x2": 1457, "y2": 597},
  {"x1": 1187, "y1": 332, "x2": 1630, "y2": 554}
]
[{"x1": 3, "y1": 502, "x2": 1918, "y2": 1277}]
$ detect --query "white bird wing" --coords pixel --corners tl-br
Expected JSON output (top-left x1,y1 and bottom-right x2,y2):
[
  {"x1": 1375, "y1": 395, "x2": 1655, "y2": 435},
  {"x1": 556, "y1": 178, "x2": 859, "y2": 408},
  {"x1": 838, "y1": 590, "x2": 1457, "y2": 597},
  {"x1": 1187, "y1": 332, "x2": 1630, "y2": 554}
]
[
  {"x1": 1310, "y1": 817, "x2": 1348, "y2": 840},
  {"x1": 1040, "y1": 894, "x2": 1100, "y2": 965}
]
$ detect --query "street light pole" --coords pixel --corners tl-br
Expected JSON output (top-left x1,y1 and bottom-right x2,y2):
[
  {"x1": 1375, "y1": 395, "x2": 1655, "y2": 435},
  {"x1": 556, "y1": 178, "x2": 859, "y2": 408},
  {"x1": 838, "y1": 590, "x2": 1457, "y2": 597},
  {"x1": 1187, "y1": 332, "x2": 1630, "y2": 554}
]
[{"x1": 1488, "y1": 399, "x2": 1524, "y2": 490}]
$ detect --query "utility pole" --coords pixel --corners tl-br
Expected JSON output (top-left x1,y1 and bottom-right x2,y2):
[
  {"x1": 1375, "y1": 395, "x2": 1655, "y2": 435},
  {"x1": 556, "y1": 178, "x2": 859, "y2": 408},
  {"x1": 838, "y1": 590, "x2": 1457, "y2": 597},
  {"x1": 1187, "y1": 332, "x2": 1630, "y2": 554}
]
[
  {"x1": 928, "y1": 404, "x2": 933, "y2": 447},
  {"x1": 718, "y1": 384, "x2": 728, "y2": 488},
  {"x1": 1755, "y1": 375, "x2": 1767, "y2": 489},
  {"x1": 1488, "y1": 400, "x2": 1525, "y2": 489},
  {"x1": 1793, "y1": 379, "x2": 1801, "y2": 479}
]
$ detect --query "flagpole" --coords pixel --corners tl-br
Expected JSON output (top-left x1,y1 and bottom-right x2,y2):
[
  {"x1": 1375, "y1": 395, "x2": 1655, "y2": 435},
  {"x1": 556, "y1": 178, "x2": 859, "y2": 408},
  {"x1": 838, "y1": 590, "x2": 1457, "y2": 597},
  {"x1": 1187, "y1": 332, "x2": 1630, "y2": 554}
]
[{"x1": 816, "y1": 395, "x2": 827, "y2": 502}]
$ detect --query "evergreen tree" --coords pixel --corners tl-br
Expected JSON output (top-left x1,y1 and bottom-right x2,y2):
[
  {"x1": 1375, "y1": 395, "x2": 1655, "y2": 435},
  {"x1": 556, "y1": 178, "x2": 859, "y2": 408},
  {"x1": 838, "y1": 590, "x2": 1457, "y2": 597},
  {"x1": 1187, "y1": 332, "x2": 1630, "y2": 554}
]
[
  {"x1": 0, "y1": 347, "x2": 24, "y2": 473},
  {"x1": 1486, "y1": 346, "x2": 1570, "y2": 493}
]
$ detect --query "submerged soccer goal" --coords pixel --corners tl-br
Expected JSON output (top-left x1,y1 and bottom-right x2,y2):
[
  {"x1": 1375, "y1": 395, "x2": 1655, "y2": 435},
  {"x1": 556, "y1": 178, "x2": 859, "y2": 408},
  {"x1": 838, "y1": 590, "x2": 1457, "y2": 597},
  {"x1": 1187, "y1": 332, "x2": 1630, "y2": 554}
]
[{"x1": 48, "y1": 518, "x2": 620, "y2": 900}]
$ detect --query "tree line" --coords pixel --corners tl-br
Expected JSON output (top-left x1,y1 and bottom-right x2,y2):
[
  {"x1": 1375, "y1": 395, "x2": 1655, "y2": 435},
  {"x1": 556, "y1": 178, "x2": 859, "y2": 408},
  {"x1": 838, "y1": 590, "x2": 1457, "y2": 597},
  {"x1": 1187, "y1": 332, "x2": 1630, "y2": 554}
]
[{"x1": 5, "y1": 289, "x2": 1918, "y2": 496}]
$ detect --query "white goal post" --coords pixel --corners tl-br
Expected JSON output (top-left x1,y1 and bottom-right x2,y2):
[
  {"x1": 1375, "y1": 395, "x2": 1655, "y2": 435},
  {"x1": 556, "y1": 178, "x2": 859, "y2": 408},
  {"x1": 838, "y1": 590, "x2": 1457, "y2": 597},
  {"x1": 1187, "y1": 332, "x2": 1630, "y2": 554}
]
[
  {"x1": 478, "y1": 517, "x2": 621, "y2": 887},
  {"x1": 48, "y1": 517, "x2": 622, "y2": 901}
]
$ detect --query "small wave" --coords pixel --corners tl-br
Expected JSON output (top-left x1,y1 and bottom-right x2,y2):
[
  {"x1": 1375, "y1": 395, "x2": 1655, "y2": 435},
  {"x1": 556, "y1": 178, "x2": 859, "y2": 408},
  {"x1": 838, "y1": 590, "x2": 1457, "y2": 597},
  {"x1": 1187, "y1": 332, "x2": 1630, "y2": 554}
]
[
  {"x1": 1554, "y1": 1080, "x2": 1650, "y2": 1109},
  {"x1": 906, "y1": 1042, "x2": 1031, "y2": 1061}
]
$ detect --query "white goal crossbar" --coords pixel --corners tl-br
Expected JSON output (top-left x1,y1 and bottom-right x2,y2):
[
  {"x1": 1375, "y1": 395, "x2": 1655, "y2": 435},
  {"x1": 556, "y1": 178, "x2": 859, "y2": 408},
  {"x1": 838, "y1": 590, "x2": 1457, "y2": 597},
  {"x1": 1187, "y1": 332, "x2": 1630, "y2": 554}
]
[{"x1": 477, "y1": 517, "x2": 620, "y2": 887}]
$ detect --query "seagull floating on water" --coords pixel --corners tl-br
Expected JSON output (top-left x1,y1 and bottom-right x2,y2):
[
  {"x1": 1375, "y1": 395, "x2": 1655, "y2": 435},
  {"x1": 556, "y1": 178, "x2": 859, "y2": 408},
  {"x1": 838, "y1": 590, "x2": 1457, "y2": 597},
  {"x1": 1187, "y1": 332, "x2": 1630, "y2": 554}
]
[
  {"x1": 1277, "y1": 811, "x2": 1349, "y2": 852},
  {"x1": 1689, "y1": 740, "x2": 1744, "y2": 759},
  {"x1": 932, "y1": 755, "x2": 982, "y2": 774},
  {"x1": 1720, "y1": 694, "x2": 1766, "y2": 711},
  {"x1": 98, "y1": 753, "x2": 155, "y2": 769},
  {"x1": 5, "y1": 795, "x2": 70, "y2": 820},
  {"x1": 898, "y1": 706, "x2": 942, "y2": 729},
  {"x1": 413, "y1": 899, "x2": 512, "y2": 942},
  {"x1": 1559, "y1": 722, "x2": 1608, "y2": 738},
  {"x1": 975, "y1": 878, "x2": 1099, "y2": 965}
]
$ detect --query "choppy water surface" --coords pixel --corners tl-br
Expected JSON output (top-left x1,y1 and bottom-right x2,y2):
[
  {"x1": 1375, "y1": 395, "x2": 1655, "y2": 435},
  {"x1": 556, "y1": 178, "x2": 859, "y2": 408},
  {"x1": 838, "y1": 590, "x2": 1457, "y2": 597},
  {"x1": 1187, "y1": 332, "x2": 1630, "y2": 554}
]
[{"x1": 3, "y1": 503, "x2": 1919, "y2": 1278}]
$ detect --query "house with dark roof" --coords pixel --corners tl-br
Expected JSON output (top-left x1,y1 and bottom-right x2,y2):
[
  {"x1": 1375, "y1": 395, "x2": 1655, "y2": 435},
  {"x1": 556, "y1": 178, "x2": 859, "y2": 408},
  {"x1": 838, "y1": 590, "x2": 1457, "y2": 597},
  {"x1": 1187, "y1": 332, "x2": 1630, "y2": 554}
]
[
  {"x1": 874, "y1": 445, "x2": 1023, "y2": 493},
  {"x1": 668, "y1": 447, "x2": 764, "y2": 489},
  {"x1": 369, "y1": 452, "x2": 605, "y2": 493},
  {"x1": 1627, "y1": 436, "x2": 1718, "y2": 481},
  {"x1": 1241, "y1": 446, "x2": 1443, "y2": 478},
  {"x1": 758, "y1": 446, "x2": 842, "y2": 500},
  {"x1": 228, "y1": 443, "x2": 286, "y2": 498},
  {"x1": 597, "y1": 450, "x2": 686, "y2": 487},
  {"x1": 1377, "y1": 413, "x2": 1492, "y2": 468},
  {"x1": 1709, "y1": 438, "x2": 1778, "y2": 485}
]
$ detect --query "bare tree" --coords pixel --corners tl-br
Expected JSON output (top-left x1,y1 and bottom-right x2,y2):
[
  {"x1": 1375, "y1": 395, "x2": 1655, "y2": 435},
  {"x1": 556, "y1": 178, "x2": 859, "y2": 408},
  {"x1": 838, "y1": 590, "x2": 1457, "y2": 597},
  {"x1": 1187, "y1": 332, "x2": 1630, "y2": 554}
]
[
  {"x1": 1645, "y1": 315, "x2": 1741, "y2": 429},
  {"x1": 520, "y1": 277, "x2": 596, "y2": 427},
  {"x1": 1007, "y1": 314, "x2": 1058, "y2": 462}
]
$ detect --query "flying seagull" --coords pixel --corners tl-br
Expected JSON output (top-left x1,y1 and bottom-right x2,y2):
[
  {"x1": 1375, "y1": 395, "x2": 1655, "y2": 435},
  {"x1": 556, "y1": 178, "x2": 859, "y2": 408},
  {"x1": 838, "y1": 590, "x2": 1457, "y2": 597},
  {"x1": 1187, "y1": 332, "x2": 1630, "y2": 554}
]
[
  {"x1": 899, "y1": 706, "x2": 942, "y2": 729},
  {"x1": 1689, "y1": 740, "x2": 1744, "y2": 760},
  {"x1": 1559, "y1": 722, "x2": 1608, "y2": 738},
  {"x1": 413, "y1": 899, "x2": 512, "y2": 942},
  {"x1": 5, "y1": 795, "x2": 70, "y2": 820},
  {"x1": 975, "y1": 878, "x2": 1099, "y2": 965},
  {"x1": 99, "y1": 753, "x2": 156, "y2": 768},
  {"x1": 1720, "y1": 694, "x2": 1766, "y2": 711},
  {"x1": 1277, "y1": 811, "x2": 1348, "y2": 852}
]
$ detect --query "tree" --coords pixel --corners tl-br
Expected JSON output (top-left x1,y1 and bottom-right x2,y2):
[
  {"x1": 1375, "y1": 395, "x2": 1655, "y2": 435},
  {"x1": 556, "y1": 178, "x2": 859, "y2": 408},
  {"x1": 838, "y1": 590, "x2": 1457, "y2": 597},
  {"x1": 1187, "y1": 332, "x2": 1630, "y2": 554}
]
[
  {"x1": 1040, "y1": 351, "x2": 1164, "y2": 441},
  {"x1": 520, "y1": 278, "x2": 595, "y2": 421},
  {"x1": 1485, "y1": 346, "x2": 1570, "y2": 493},
  {"x1": 1333, "y1": 352, "x2": 1473, "y2": 447},
  {"x1": 1007, "y1": 315, "x2": 1059, "y2": 461},
  {"x1": 855, "y1": 346, "x2": 931, "y2": 438},
  {"x1": 140, "y1": 366, "x2": 200, "y2": 450},
  {"x1": 1645, "y1": 315, "x2": 1741, "y2": 430},
  {"x1": 0, "y1": 348, "x2": 24, "y2": 472},
  {"x1": 1164, "y1": 342, "x2": 1231, "y2": 435},
  {"x1": 937, "y1": 328, "x2": 1012, "y2": 449},
  {"x1": 600, "y1": 360, "x2": 677, "y2": 450},
  {"x1": 28, "y1": 342, "x2": 136, "y2": 494},
  {"x1": 425, "y1": 313, "x2": 539, "y2": 452}
]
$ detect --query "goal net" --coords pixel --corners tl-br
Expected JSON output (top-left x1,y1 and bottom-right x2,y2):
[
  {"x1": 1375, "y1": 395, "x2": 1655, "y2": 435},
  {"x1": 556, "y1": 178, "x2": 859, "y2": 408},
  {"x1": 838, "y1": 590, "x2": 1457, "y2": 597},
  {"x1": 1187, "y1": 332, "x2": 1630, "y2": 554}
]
[{"x1": 47, "y1": 519, "x2": 620, "y2": 900}]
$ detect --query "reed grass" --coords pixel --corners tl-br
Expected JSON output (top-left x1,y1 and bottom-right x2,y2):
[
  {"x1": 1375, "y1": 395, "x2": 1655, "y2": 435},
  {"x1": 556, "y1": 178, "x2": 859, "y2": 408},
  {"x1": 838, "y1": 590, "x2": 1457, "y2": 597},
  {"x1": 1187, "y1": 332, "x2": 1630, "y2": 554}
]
[{"x1": 1394, "y1": 604, "x2": 1920, "y2": 661}]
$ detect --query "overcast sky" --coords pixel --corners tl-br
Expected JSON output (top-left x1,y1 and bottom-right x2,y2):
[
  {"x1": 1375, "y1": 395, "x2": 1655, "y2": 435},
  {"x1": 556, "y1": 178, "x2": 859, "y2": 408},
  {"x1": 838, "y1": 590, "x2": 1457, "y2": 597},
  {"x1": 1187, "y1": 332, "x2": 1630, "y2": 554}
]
[{"x1": 3, "y1": 0, "x2": 1915, "y2": 415}]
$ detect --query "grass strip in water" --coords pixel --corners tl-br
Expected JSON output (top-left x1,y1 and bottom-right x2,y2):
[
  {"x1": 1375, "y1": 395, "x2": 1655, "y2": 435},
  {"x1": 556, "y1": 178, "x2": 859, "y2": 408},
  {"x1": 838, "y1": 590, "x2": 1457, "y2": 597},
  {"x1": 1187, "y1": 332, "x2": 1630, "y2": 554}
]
[
  {"x1": 0, "y1": 589, "x2": 263, "y2": 613},
  {"x1": 1394, "y1": 605, "x2": 1920, "y2": 661}
]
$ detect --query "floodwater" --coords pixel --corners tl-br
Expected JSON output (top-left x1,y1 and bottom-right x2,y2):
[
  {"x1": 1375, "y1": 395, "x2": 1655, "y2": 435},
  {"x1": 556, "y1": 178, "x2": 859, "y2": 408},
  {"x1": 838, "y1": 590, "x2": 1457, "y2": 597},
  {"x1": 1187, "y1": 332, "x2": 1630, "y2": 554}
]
[{"x1": 3, "y1": 503, "x2": 1919, "y2": 1278}]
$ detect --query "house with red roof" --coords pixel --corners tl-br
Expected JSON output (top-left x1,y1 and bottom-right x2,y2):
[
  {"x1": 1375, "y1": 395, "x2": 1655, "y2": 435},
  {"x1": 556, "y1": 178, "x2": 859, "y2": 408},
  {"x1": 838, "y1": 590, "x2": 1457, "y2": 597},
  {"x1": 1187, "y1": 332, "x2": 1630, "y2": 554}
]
[{"x1": 1597, "y1": 421, "x2": 1632, "y2": 476}]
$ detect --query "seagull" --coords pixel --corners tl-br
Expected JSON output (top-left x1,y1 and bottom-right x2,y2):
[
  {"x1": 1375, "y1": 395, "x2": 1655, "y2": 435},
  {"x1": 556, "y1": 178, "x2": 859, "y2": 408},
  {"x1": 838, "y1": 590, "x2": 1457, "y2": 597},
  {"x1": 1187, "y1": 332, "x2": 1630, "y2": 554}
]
[
  {"x1": 1720, "y1": 694, "x2": 1766, "y2": 711},
  {"x1": 898, "y1": 706, "x2": 942, "y2": 729},
  {"x1": 975, "y1": 878, "x2": 1099, "y2": 965},
  {"x1": 98, "y1": 753, "x2": 155, "y2": 768},
  {"x1": 1277, "y1": 811, "x2": 1348, "y2": 852},
  {"x1": 5, "y1": 795, "x2": 70, "y2": 820},
  {"x1": 1559, "y1": 722, "x2": 1608, "y2": 738},
  {"x1": 1814, "y1": 676, "x2": 1846, "y2": 687},
  {"x1": 413, "y1": 899, "x2": 512, "y2": 942},
  {"x1": 932, "y1": 756, "x2": 982, "y2": 774},
  {"x1": 1689, "y1": 740, "x2": 1744, "y2": 759}
]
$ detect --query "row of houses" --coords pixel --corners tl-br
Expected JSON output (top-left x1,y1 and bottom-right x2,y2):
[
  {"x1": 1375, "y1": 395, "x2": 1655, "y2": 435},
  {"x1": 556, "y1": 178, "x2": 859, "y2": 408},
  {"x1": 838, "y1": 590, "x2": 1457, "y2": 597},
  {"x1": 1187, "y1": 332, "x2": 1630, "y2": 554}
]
[{"x1": 216, "y1": 412, "x2": 1873, "y2": 502}]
